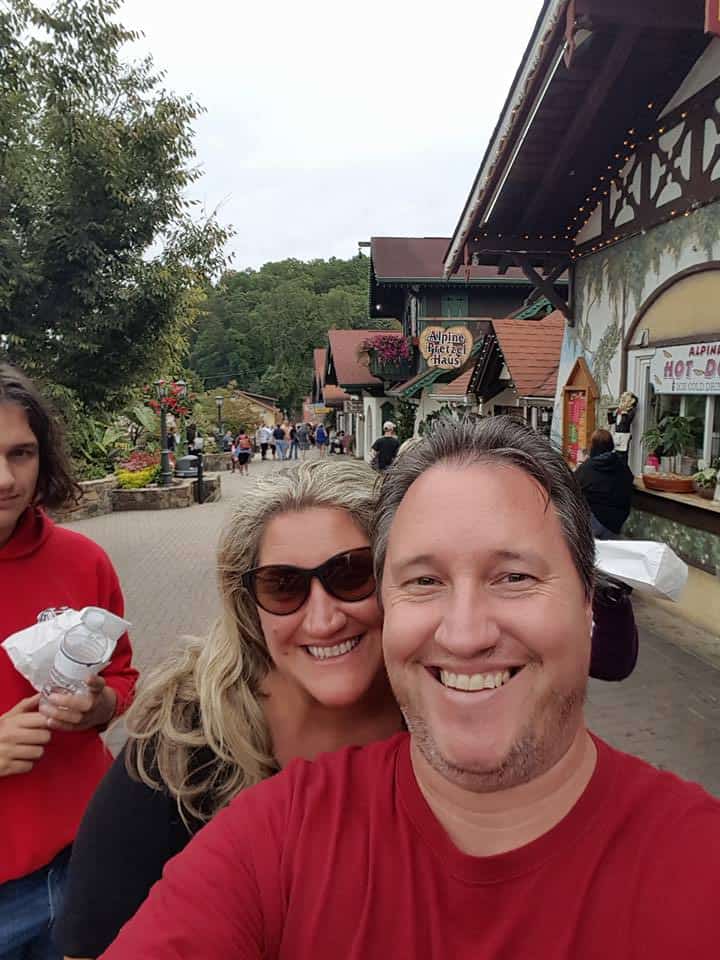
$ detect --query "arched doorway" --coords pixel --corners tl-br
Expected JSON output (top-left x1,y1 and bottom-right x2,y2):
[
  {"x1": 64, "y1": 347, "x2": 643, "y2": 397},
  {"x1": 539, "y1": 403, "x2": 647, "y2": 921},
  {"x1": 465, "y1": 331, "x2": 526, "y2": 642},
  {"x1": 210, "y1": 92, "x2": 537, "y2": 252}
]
[{"x1": 624, "y1": 262, "x2": 720, "y2": 474}]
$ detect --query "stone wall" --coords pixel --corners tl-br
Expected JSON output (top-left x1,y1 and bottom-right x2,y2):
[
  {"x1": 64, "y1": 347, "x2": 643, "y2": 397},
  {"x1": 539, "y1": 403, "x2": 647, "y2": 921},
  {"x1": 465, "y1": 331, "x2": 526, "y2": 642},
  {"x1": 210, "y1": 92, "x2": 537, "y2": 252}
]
[
  {"x1": 202, "y1": 452, "x2": 233, "y2": 472},
  {"x1": 192, "y1": 472, "x2": 221, "y2": 503},
  {"x1": 111, "y1": 480, "x2": 194, "y2": 512},
  {"x1": 110, "y1": 473, "x2": 222, "y2": 512},
  {"x1": 50, "y1": 476, "x2": 117, "y2": 522}
]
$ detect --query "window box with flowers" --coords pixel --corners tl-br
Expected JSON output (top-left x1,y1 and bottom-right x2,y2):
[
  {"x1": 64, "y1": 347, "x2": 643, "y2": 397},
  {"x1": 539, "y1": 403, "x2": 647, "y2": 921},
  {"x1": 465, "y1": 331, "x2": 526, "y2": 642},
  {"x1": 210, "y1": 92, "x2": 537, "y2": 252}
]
[{"x1": 360, "y1": 335, "x2": 414, "y2": 382}]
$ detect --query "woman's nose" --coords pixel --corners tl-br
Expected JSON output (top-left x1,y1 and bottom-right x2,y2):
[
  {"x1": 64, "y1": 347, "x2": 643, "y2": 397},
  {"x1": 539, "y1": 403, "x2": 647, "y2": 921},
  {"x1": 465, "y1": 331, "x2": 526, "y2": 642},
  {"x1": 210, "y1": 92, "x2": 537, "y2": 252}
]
[{"x1": 302, "y1": 577, "x2": 347, "y2": 638}]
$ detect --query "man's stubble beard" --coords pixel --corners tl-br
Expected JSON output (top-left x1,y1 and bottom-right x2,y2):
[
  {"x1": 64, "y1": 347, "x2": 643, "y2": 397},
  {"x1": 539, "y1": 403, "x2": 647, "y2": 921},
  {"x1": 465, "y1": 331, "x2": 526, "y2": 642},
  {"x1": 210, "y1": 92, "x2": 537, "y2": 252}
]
[{"x1": 397, "y1": 667, "x2": 588, "y2": 793}]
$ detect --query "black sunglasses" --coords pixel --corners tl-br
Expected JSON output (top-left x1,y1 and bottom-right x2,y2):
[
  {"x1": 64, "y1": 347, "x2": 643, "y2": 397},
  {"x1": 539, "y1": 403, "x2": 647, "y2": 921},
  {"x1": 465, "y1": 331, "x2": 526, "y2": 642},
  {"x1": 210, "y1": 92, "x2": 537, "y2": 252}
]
[{"x1": 242, "y1": 547, "x2": 376, "y2": 616}]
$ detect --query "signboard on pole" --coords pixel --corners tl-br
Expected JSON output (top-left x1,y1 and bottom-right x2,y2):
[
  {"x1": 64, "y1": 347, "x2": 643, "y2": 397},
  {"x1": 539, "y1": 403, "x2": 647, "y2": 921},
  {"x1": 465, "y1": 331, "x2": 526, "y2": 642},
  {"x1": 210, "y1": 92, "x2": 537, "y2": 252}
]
[
  {"x1": 311, "y1": 404, "x2": 332, "y2": 415},
  {"x1": 650, "y1": 341, "x2": 720, "y2": 394},
  {"x1": 419, "y1": 325, "x2": 474, "y2": 370}
]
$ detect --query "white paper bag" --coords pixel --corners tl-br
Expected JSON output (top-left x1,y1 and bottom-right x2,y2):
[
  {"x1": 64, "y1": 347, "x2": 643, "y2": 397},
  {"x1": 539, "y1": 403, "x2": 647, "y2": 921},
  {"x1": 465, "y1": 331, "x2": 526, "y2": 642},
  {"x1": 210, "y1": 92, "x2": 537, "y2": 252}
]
[
  {"x1": 1, "y1": 607, "x2": 131, "y2": 692},
  {"x1": 595, "y1": 540, "x2": 688, "y2": 602}
]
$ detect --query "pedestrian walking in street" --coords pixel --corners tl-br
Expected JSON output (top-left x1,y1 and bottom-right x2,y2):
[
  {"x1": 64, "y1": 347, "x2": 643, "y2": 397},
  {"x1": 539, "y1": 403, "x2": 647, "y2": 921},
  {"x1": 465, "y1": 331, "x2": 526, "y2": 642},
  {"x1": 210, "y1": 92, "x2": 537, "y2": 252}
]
[
  {"x1": 258, "y1": 424, "x2": 271, "y2": 460},
  {"x1": 289, "y1": 423, "x2": 299, "y2": 460},
  {"x1": 0, "y1": 363, "x2": 138, "y2": 960},
  {"x1": 575, "y1": 429, "x2": 634, "y2": 539},
  {"x1": 296, "y1": 421, "x2": 311, "y2": 460},
  {"x1": 371, "y1": 420, "x2": 400, "y2": 472},
  {"x1": 234, "y1": 429, "x2": 253, "y2": 476},
  {"x1": 98, "y1": 418, "x2": 720, "y2": 960},
  {"x1": 55, "y1": 459, "x2": 403, "y2": 959},
  {"x1": 315, "y1": 422, "x2": 328, "y2": 455},
  {"x1": 273, "y1": 423, "x2": 288, "y2": 461}
]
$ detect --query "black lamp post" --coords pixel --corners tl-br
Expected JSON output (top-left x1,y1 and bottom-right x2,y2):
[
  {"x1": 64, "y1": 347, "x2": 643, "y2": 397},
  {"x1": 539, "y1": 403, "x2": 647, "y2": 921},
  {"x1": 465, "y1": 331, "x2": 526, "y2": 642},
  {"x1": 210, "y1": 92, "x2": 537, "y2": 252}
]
[
  {"x1": 215, "y1": 395, "x2": 224, "y2": 438},
  {"x1": 155, "y1": 379, "x2": 188, "y2": 487}
]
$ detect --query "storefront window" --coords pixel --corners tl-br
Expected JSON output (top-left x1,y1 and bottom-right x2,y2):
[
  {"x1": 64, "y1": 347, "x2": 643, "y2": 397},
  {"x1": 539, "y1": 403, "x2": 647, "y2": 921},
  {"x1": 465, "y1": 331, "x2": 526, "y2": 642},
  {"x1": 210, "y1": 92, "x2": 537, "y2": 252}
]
[
  {"x1": 683, "y1": 395, "x2": 706, "y2": 459},
  {"x1": 712, "y1": 395, "x2": 720, "y2": 464}
]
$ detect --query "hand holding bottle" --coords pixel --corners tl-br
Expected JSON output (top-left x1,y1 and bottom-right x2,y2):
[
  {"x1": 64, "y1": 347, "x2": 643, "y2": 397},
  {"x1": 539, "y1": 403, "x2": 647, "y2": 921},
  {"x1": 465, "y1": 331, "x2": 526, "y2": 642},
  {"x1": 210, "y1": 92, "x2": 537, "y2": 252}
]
[{"x1": 39, "y1": 674, "x2": 117, "y2": 732}]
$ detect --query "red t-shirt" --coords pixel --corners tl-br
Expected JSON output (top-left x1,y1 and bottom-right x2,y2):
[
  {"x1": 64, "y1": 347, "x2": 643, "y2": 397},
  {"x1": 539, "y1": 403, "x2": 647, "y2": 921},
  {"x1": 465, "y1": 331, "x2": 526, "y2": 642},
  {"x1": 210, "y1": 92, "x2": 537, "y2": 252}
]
[
  {"x1": 1, "y1": 508, "x2": 138, "y2": 883},
  {"x1": 102, "y1": 732, "x2": 720, "y2": 959}
]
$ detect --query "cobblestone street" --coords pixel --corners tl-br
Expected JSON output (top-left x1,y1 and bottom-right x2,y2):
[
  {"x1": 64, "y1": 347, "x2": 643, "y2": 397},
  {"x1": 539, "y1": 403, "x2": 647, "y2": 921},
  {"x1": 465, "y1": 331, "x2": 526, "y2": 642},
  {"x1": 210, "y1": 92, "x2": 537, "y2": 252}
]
[{"x1": 66, "y1": 455, "x2": 720, "y2": 795}]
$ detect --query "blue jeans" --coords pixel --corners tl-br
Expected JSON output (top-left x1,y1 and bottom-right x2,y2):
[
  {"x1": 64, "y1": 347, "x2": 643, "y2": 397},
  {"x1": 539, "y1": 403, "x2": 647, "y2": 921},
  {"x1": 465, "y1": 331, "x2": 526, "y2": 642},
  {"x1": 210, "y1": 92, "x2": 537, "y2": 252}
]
[
  {"x1": 275, "y1": 439, "x2": 288, "y2": 460},
  {"x1": 591, "y1": 514, "x2": 617, "y2": 540},
  {"x1": 0, "y1": 847, "x2": 69, "y2": 960}
]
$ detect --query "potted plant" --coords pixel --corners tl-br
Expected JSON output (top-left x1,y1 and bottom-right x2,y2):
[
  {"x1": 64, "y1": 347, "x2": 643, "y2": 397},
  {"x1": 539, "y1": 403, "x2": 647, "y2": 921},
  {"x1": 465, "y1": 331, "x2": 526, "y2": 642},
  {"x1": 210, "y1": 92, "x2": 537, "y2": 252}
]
[
  {"x1": 641, "y1": 415, "x2": 699, "y2": 493},
  {"x1": 693, "y1": 467, "x2": 718, "y2": 500}
]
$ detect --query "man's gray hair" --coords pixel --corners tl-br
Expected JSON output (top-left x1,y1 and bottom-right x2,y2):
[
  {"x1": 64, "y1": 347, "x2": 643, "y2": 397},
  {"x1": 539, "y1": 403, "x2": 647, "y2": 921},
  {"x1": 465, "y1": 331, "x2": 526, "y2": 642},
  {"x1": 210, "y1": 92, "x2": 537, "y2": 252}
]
[{"x1": 372, "y1": 416, "x2": 595, "y2": 599}]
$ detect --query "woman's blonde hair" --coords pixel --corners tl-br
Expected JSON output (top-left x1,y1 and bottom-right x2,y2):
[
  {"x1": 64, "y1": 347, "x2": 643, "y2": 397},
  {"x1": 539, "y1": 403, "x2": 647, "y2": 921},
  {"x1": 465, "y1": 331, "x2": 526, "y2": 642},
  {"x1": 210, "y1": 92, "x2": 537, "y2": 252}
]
[{"x1": 125, "y1": 457, "x2": 379, "y2": 826}]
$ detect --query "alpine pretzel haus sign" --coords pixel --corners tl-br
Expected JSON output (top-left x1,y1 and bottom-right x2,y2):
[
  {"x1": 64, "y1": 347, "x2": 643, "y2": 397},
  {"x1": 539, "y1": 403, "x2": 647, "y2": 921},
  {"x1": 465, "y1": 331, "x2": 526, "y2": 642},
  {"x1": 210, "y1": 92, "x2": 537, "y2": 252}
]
[{"x1": 419, "y1": 325, "x2": 474, "y2": 370}]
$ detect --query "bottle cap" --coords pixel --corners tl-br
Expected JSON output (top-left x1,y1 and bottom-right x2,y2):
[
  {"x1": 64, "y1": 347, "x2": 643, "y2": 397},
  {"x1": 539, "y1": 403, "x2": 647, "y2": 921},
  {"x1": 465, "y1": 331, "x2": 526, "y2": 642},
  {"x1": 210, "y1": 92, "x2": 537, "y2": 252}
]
[{"x1": 83, "y1": 611, "x2": 106, "y2": 633}]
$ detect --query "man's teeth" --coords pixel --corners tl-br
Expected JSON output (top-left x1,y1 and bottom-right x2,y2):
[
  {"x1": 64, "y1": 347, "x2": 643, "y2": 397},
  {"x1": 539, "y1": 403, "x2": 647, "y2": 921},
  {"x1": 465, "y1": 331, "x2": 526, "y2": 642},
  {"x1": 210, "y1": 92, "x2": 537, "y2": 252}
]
[
  {"x1": 307, "y1": 638, "x2": 360, "y2": 660},
  {"x1": 439, "y1": 669, "x2": 512, "y2": 691}
]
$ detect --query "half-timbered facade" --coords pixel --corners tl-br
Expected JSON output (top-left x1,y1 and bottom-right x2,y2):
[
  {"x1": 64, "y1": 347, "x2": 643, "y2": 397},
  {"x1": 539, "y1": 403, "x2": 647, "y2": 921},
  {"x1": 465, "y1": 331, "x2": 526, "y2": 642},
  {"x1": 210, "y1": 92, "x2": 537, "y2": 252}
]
[{"x1": 444, "y1": 0, "x2": 720, "y2": 619}]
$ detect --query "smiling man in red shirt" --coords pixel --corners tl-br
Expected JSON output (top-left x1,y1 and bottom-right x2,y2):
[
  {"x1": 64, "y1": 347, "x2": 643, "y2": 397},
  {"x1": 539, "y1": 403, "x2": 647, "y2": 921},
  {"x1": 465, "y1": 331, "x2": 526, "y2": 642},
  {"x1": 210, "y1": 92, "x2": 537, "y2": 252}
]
[{"x1": 102, "y1": 418, "x2": 719, "y2": 960}]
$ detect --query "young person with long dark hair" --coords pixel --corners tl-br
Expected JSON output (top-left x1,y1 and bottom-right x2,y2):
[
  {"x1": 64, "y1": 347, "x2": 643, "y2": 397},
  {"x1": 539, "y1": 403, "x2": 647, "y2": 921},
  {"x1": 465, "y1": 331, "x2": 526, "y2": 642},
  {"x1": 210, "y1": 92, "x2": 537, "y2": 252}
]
[{"x1": 0, "y1": 363, "x2": 137, "y2": 960}]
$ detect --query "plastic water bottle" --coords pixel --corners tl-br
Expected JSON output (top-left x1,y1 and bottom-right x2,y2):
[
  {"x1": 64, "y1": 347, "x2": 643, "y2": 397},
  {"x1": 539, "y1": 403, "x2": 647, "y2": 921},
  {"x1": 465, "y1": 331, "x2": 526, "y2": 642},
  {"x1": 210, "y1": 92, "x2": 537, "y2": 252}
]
[{"x1": 40, "y1": 611, "x2": 110, "y2": 702}]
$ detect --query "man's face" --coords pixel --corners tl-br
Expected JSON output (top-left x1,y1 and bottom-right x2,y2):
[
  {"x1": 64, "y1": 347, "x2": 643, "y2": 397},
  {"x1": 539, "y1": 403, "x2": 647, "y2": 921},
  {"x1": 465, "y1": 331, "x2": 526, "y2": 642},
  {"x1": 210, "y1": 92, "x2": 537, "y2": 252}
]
[
  {"x1": 0, "y1": 403, "x2": 40, "y2": 548},
  {"x1": 381, "y1": 461, "x2": 592, "y2": 791}
]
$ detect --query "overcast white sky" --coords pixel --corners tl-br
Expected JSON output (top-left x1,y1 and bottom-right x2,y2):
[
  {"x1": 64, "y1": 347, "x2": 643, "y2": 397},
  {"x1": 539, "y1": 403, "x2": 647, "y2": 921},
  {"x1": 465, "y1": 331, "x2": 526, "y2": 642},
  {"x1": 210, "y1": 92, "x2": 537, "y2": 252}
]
[{"x1": 120, "y1": 0, "x2": 544, "y2": 269}]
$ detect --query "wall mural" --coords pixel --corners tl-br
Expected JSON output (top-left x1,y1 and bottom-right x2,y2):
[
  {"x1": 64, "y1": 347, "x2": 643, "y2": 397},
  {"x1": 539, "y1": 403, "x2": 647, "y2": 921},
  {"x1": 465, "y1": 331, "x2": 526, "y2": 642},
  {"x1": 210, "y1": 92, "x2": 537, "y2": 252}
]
[{"x1": 551, "y1": 199, "x2": 720, "y2": 447}]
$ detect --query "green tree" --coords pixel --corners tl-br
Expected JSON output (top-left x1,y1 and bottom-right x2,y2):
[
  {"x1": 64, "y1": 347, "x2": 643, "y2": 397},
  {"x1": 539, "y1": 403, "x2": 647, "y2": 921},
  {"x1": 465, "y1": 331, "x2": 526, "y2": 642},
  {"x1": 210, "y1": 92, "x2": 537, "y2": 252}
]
[{"x1": 0, "y1": 0, "x2": 230, "y2": 410}]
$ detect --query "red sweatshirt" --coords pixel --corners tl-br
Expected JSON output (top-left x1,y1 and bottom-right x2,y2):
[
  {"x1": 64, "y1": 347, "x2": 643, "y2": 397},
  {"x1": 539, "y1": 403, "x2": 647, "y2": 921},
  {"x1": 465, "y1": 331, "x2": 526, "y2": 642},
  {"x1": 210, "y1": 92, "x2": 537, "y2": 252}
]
[
  {"x1": 103, "y1": 732, "x2": 720, "y2": 959},
  {"x1": 0, "y1": 508, "x2": 138, "y2": 883}
]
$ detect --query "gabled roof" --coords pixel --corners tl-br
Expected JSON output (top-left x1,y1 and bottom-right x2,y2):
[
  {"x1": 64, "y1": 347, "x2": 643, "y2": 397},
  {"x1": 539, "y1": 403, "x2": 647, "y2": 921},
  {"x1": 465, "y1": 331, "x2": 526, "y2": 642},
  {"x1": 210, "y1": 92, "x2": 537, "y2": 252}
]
[
  {"x1": 326, "y1": 329, "x2": 401, "y2": 388},
  {"x1": 433, "y1": 368, "x2": 475, "y2": 398},
  {"x1": 445, "y1": 2, "x2": 710, "y2": 274},
  {"x1": 371, "y1": 237, "x2": 529, "y2": 283},
  {"x1": 491, "y1": 310, "x2": 565, "y2": 398},
  {"x1": 323, "y1": 384, "x2": 350, "y2": 407},
  {"x1": 235, "y1": 390, "x2": 279, "y2": 413}
]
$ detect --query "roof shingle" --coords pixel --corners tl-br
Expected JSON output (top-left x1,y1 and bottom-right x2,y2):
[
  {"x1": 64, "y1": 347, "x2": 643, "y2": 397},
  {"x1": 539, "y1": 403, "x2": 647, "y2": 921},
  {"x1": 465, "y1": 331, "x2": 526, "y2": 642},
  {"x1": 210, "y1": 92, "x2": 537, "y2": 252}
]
[
  {"x1": 491, "y1": 310, "x2": 565, "y2": 398},
  {"x1": 371, "y1": 237, "x2": 529, "y2": 283},
  {"x1": 327, "y1": 329, "x2": 401, "y2": 387}
]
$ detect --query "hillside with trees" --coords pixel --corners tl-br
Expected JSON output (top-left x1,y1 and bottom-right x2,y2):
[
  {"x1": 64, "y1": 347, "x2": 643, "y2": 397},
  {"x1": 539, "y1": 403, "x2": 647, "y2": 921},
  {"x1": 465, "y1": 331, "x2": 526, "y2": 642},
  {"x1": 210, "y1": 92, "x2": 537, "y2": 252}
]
[{"x1": 189, "y1": 255, "x2": 398, "y2": 414}]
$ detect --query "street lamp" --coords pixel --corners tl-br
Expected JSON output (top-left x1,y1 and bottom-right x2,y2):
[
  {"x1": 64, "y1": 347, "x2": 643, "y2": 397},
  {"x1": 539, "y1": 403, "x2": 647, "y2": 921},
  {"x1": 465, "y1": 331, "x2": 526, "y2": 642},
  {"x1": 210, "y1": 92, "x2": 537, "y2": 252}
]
[
  {"x1": 215, "y1": 395, "x2": 224, "y2": 437},
  {"x1": 154, "y1": 379, "x2": 188, "y2": 487}
]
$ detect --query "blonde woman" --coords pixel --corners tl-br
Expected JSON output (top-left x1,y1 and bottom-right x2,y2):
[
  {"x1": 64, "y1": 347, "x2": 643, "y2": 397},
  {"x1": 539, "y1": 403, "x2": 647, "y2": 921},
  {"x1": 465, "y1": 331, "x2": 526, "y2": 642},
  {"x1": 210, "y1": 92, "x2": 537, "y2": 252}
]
[{"x1": 55, "y1": 459, "x2": 403, "y2": 960}]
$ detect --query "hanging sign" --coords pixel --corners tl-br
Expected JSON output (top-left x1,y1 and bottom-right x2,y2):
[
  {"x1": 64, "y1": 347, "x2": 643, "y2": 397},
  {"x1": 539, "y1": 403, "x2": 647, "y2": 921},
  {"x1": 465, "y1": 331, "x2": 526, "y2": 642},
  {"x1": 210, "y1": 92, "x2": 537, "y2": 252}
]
[
  {"x1": 651, "y1": 342, "x2": 720, "y2": 394},
  {"x1": 707, "y1": 0, "x2": 720, "y2": 37},
  {"x1": 419, "y1": 325, "x2": 474, "y2": 370},
  {"x1": 343, "y1": 399, "x2": 363, "y2": 415}
]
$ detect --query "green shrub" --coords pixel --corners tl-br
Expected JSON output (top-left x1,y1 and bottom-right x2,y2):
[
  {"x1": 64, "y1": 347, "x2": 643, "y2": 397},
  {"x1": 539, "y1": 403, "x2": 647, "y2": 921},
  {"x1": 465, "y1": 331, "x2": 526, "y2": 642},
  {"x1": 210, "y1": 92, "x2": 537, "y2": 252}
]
[{"x1": 116, "y1": 464, "x2": 161, "y2": 489}]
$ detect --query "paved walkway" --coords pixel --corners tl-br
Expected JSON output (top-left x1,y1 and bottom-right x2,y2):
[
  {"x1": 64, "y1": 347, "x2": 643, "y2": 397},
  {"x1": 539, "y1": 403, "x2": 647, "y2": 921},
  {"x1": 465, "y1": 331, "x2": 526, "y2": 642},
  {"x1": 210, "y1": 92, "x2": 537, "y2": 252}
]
[{"x1": 66, "y1": 455, "x2": 720, "y2": 795}]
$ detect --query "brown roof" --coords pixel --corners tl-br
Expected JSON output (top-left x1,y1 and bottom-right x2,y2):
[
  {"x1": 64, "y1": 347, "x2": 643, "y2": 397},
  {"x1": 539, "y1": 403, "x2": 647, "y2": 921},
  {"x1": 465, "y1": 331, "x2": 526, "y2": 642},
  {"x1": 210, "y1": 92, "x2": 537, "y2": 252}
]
[
  {"x1": 313, "y1": 348, "x2": 326, "y2": 383},
  {"x1": 434, "y1": 368, "x2": 475, "y2": 397},
  {"x1": 327, "y1": 329, "x2": 401, "y2": 387},
  {"x1": 323, "y1": 384, "x2": 350, "y2": 407},
  {"x1": 372, "y1": 237, "x2": 528, "y2": 283},
  {"x1": 491, "y1": 310, "x2": 565, "y2": 398}
]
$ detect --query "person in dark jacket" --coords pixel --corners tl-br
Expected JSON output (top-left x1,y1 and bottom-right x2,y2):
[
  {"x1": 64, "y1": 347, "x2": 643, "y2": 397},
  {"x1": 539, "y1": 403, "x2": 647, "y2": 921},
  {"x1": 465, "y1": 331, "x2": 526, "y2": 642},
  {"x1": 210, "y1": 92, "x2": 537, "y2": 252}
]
[{"x1": 575, "y1": 429, "x2": 634, "y2": 539}]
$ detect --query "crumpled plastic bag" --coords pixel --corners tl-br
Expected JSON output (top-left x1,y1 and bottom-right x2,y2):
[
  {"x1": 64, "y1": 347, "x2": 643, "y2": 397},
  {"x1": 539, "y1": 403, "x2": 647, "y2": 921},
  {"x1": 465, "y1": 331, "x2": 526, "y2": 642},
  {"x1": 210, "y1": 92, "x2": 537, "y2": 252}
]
[
  {"x1": 1, "y1": 606, "x2": 132, "y2": 692},
  {"x1": 595, "y1": 540, "x2": 688, "y2": 602}
]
